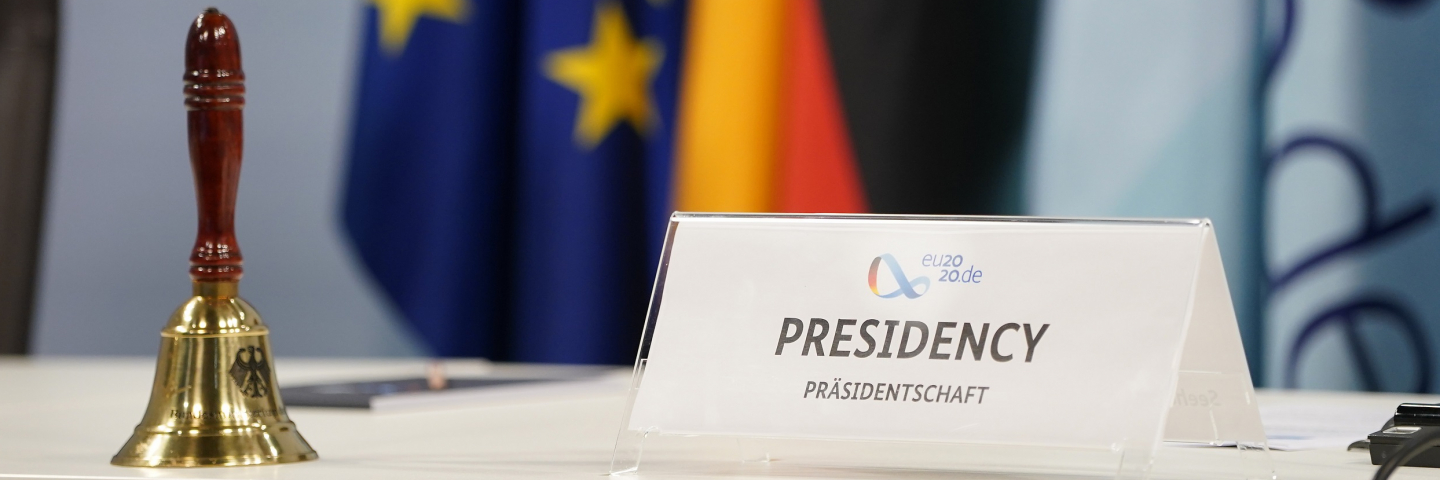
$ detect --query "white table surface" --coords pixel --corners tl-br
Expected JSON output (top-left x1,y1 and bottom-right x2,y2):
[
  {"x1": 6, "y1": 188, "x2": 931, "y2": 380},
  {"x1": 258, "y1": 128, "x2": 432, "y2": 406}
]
[{"x1": 2, "y1": 357, "x2": 1439, "y2": 479}]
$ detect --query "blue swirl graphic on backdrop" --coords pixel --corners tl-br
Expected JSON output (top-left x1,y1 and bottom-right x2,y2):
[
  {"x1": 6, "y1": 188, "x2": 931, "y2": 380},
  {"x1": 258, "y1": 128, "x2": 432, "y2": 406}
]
[
  {"x1": 1265, "y1": 136, "x2": 1434, "y2": 293},
  {"x1": 1265, "y1": 0, "x2": 1437, "y2": 392},
  {"x1": 1261, "y1": 0, "x2": 1296, "y2": 87},
  {"x1": 1284, "y1": 296, "x2": 1431, "y2": 392}
]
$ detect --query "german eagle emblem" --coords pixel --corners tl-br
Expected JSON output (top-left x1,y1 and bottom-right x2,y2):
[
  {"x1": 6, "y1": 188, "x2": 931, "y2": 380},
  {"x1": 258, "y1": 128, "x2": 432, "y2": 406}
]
[{"x1": 229, "y1": 346, "x2": 270, "y2": 398}]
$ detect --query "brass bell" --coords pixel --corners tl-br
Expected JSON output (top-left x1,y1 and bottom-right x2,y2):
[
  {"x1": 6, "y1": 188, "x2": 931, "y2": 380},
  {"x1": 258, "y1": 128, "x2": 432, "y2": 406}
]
[{"x1": 111, "y1": 8, "x2": 318, "y2": 467}]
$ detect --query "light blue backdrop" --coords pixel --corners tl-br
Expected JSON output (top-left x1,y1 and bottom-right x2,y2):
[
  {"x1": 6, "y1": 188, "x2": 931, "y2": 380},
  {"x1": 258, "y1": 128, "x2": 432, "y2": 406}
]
[{"x1": 32, "y1": 0, "x2": 423, "y2": 357}]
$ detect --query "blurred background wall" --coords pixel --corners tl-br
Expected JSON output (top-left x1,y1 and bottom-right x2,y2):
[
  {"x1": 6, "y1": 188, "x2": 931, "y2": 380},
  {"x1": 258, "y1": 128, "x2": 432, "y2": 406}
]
[
  {"x1": 1025, "y1": 0, "x2": 1264, "y2": 378},
  {"x1": 30, "y1": 0, "x2": 423, "y2": 357},
  {"x1": 5, "y1": 0, "x2": 1440, "y2": 393}
]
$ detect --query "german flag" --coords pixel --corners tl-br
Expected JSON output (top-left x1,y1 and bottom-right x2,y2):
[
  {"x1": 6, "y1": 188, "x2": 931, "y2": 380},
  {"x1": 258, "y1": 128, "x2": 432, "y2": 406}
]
[{"x1": 674, "y1": 0, "x2": 1039, "y2": 215}]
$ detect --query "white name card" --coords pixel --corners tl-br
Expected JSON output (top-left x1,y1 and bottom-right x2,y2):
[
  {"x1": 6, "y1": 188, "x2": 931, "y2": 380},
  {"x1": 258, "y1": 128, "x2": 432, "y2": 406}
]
[{"x1": 618, "y1": 214, "x2": 1266, "y2": 464}]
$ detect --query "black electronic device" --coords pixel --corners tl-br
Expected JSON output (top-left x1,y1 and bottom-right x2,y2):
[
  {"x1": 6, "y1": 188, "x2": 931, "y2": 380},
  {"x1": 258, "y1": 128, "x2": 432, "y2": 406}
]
[{"x1": 1369, "y1": 403, "x2": 1440, "y2": 468}]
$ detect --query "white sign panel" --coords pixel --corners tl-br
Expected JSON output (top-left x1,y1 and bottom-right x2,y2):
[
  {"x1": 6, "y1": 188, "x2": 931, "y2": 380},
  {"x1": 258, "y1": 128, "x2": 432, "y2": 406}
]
[{"x1": 625, "y1": 214, "x2": 1264, "y2": 450}]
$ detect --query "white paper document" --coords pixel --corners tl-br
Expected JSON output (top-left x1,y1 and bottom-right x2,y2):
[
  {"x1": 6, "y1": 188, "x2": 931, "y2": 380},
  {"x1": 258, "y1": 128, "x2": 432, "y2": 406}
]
[{"x1": 1259, "y1": 404, "x2": 1391, "y2": 451}]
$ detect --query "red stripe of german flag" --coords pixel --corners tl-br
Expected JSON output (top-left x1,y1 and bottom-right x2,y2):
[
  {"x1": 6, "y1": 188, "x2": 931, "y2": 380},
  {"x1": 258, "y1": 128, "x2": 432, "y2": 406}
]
[{"x1": 673, "y1": 0, "x2": 862, "y2": 214}]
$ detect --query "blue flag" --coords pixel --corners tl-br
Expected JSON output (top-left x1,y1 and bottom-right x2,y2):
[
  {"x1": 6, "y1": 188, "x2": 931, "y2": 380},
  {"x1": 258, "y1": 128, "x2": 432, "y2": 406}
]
[
  {"x1": 514, "y1": 0, "x2": 685, "y2": 363},
  {"x1": 343, "y1": 0, "x2": 684, "y2": 362}
]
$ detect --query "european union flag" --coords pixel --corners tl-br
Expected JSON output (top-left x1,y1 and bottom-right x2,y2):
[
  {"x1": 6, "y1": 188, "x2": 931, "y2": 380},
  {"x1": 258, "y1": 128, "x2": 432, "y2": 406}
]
[
  {"x1": 343, "y1": 0, "x2": 685, "y2": 363},
  {"x1": 513, "y1": 0, "x2": 685, "y2": 363}
]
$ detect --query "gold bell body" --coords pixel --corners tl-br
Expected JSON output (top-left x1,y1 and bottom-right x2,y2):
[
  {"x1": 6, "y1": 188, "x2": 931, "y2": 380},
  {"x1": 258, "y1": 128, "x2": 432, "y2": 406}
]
[
  {"x1": 112, "y1": 8, "x2": 316, "y2": 467},
  {"x1": 112, "y1": 282, "x2": 317, "y2": 467}
]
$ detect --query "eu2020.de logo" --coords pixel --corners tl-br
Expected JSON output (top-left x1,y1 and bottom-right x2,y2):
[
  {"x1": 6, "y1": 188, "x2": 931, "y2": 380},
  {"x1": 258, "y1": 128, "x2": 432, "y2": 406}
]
[{"x1": 868, "y1": 254, "x2": 930, "y2": 299}]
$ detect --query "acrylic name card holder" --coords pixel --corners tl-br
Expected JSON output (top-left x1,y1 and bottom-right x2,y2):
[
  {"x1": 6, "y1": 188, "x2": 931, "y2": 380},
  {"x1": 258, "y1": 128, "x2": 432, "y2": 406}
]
[{"x1": 609, "y1": 214, "x2": 1272, "y2": 480}]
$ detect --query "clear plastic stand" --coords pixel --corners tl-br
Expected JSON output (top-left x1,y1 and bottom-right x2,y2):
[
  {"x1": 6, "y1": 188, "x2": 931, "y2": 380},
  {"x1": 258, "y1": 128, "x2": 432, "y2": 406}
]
[{"x1": 609, "y1": 214, "x2": 1275, "y2": 480}]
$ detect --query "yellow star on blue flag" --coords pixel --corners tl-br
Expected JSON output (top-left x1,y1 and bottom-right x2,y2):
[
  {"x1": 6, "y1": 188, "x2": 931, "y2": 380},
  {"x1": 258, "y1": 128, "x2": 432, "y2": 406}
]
[
  {"x1": 543, "y1": 1, "x2": 664, "y2": 149},
  {"x1": 371, "y1": 0, "x2": 468, "y2": 55}
]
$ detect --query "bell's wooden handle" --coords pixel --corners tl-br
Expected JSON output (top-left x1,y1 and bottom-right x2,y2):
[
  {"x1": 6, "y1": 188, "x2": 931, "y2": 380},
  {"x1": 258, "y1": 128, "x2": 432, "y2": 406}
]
[{"x1": 184, "y1": 8, "x2": 245, "y2": 282}]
